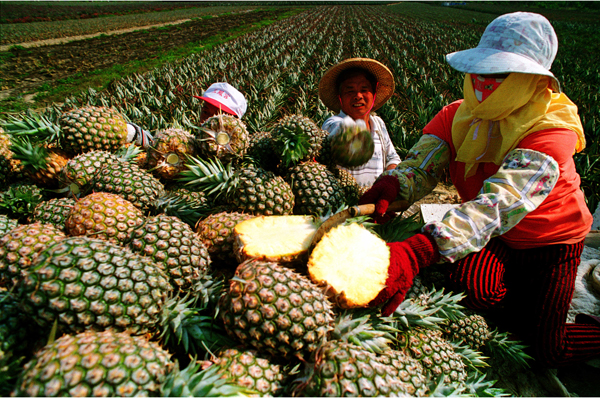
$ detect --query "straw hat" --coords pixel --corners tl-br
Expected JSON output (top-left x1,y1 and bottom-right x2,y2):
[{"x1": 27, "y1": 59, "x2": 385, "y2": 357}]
[
  {"x1": 319, "y1": 58, "x2": 395, "y2": 113},
  {"x1": 446, "y1": 12, "x2": 561, "y2": 92}
]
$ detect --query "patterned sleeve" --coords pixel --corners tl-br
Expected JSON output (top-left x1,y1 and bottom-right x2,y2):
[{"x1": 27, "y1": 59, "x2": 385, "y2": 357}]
[
  {"x1": 379, "y1": 122, "x2": 402, "y2": 167},
  {"x1": 382, "y1": 134, "x2": 451, "y2": 203},
  {"x1": 423, "y1": 148, "x2": 559, "y2": 263}
]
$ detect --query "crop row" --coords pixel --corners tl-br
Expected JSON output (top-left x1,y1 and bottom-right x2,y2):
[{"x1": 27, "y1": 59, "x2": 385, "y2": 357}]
[
  {"x1": 0, "y1": 4, "x2": 258, "y2": 45},
  {"x1": 33, "y1": 4, "x2": 600, "y2": 211}
]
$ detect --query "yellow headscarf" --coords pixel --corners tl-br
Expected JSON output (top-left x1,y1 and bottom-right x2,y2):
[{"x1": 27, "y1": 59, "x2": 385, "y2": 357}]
[{"x1": 452, "y1": 73, "x2": 585, "y2": 179}]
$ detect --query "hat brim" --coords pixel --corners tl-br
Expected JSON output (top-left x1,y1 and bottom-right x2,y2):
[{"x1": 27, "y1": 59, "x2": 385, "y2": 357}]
[
  {"x1": 193, "y1": 95, "x2": 238, "y2": 117},
  {"x1": 446, "y1": 48, "x2": 561, "y2": 92},
  {"x1": 319, "y1": 58, "x2": 395, "y2": 113}
]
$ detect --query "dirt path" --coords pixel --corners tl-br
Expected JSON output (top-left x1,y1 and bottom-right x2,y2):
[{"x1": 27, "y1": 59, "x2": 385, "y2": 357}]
[{"x1": 0, "y1": 19, "x2": 192, "y2": 52}]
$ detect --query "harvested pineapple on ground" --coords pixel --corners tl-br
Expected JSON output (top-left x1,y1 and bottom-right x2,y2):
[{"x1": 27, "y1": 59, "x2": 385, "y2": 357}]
[
  {"x1": 146, "y1": 127, "x2": 199, "y2": 180},
  {"x1": 196, "y1": 211, "x2": 255, "y2": 267},
  {"x1": 197, "y1": 113, "x2": 249, "y2": 162}
]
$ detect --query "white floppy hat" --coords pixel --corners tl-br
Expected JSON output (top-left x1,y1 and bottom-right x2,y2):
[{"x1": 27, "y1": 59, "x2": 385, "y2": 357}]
[
  {"x1": 194, "y1": 82, "x2": 247, "y2": 118},
  {"x1": 446, "y1": 12, "x2": 561, "y2": 92}
]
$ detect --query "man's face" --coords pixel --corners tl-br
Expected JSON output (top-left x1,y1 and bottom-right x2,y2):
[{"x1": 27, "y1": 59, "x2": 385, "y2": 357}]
[
  {"x1": 338, "y1": 73, "x2": 375, "y2": 121},
  {"x1": 200, "y1": 101, "x2": 222, "y2": 123}
]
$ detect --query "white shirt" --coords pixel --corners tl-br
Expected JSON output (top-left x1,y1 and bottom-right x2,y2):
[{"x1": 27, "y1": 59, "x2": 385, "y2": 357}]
[{"x1": 322, "y1": 111, "x2": 402, "y2": 188}]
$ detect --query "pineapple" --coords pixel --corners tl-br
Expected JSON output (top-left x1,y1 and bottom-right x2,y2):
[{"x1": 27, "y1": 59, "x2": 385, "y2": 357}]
[
  {"x1": 0, "y1": 222, "x2": 66, "y2": 288},
  {"x1": 59, "y1": 106, "x2": 129, "y2": 155},
  {"x1": 332, "y1": 166, "x2": 361, "y2": 206},
  {"x1": 196, "y1": 211, "x2": 255, "y2": 267},
  {"x1": 218, "y1": 258, "x2": 335, "y2": 360},
  {"x1": 397, "y1": 327, "x2": 467, "y2": 386},
  {"x1": 13, "y1": 329, "x2": 174, "y2": 397},
  {"x1": 299, "y1": 340, "x2": 420, "y2": 397},
  {"x1": 65, "y1": 192, "x2": 145, "y2": 245},
  {"x1": 29, "y1": 197, "x2": 76, "y2": 230},
  {"x1": 128, "y1": 214, "x2": 212, "y2": 293},
  {"x1": 376, "y1": 348, "x2": 429, "y2": 396},
  {"x1": 328, "y1": 116, "x2": 374, "y2": 168},
  {"x1": 443, "y1": 313, "x2": 492, "y2": 351},
  {"x1": 146, "y1": 127, "x2": 199, "y2": 180},
  {"x1": 0, "y1": 214, "x2": 18, "y2": 237},
  {"x1": 233, "y1": 214, "x2": 319, "y2": 264},
  {"x1": 9, "y1": 138, "x2": 70, "y2": 187},
  {"x1": 0, "y1": 183, "x2": 46, "y2": 224},
  {"x1": 179, "y1": 156, "x2": 294, "y2": 216},
  {"x1": 270, "y1": 114, "x2": 326, "y2": 168},
  {"x1": 58, "y1": 145, "x2": 141, "y2": 197},
  {"x1": 149, "y1": 187, "x2": 211, "y2": 228},
  {"x1": 246, "y1": 130, "x2": 279, "y2": 172},
  {"x1": 285, "y1": 160, "x2": 345, "y2": 216},
  {"x1": 19, "y1": 236, "x2": 172, "y2": 335},
  {"x1": 308, "y1": 223, "x2": 390, "y2": 308},
  {"x1": 205, "y1": 347, "x2": 286, "y2": 396},
  {"x1": 91, "y1": 159, "x2": 165, "y2": 211},
  {"x1": 198, "y1": 114, "x2": 249, "y2": 162},
  {"x1": 0, "y1": 127, "x2": 19, "y2": 186}
]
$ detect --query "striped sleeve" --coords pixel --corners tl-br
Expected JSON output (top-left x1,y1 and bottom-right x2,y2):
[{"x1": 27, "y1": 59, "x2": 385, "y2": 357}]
[{"x1": 423, "y1": 148, "x2": 560, "y2": 263}]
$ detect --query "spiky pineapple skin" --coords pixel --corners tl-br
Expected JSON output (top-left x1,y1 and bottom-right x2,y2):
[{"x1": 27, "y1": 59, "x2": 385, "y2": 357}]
[
  {"x1": 91, "y1": 160, "x2": 165, "y2": 211},
  {"x1": 443, "y1": 313, "x2": 492, "y2": 351},
  {"x1": 59, "y1": 150, "x2": 124, "y2": 196},
  {"x1": 285, "y1": 161, "x2": 344, "y2": 216},
  {"x1": 332, "y1": 166, "x2": 361, "y2": 206},
  {"x1": 199, "y1": 114, "x2": 249, "y2": 162},
  {"x1": 0, "y1": 222, "x2": 66, "y2": 288},
  {"x1": 13, "y1": 329, "x2": 174, "y2": 397},
  {"x1": 196, "y1": 211, "x2": 255, "y2": 267},
  {"x1": 128, "y1": 214, "x2": 211, "y2": 293},
  {"x1": 329, "y1": 121, "x2": 374, "y2": 168},
  {"x1": 218, "y1": 258, "x2": 335, "y2": 360},
  {"x1": 65, "y1": 192, "x2": 145, "y2": 244},
  {"x1": 20, "y1": 236, "x2": 172, "y2": 335},
  {"x1": 301, "y1": 341, "x2": 415, "y2": 397},
  {"x1": 271, "y1": 114, "x2": 325, "y2": 167},
  {"x1": 0, "y1": 214, "x2": 18, "y2": 237},
  {"x1": 234, "y1": 166, "x2": 294, "y2": 216},
  {"x1": 147, "y1": 128, "x2": 199, "y2": 180},
  {"x1": 30, "y1": 197, "x2": 76, "y2": 230},
  {"x1": 59, "y1": 106, "x2": 129, "y2": 155}
]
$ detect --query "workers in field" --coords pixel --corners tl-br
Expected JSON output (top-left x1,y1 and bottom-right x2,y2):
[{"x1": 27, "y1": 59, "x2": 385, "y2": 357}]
[
  {"x1": 359, "y1": 12, "x2": 599, "y2": 367},
  {"x1": 195, "y1": 82, "x2": 247, "y2": 123},
  {"x1": 319, "y1": 58, "x2": 401, "y2": 190}
]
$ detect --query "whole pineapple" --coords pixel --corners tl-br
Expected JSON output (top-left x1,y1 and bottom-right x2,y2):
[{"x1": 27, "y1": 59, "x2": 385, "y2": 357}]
[
  {"x1": 91, "y1": 159, "x2": 165, "y2": 211},
  {"x1": 270, "y1": 114, "x2": 326, "y2": 169},
  {"x1": 146, "y1": 127, "x2": 199, "y2": 180},
  {"x1": 246, "y1": 130, "x2": 279, "y2": 172},
  {"x1": 9, "y1": 138, "x2": 70, "y2": 187},
  {"x1": 128, "y1": 214, "x2": 212, "y2": 293},
  {"x1": 285, "y1": 160, "x2": 345, "y2": 216},
  {"x1": 29, "y1": 197, "x2": 76, "y2": 230},
  {"x1": 179, "y1": 156, "x2": 294, "y2": 216},
  {"x1": 0, "y1": 214, "x2": 18, "y2": 237},
  {"x1": 332, "y1": 166, "x2": 361, "y2": 206},
  {"x1": 0, "y1": 222, "x2": 66, "y2": 288},
  {"x1": 443, "y1": 313, "x2": 492, "y2": 351},
  {"x1": 328, "y1": 116, "x2": 374, "y2": 168},
  {"x1": 19, "y1": 236, "x2": 172, "y2": 335},
  {"x1": 397, "y1": 327, "x2": 467, "y2": 386},
  {"x1": 218, "y1": 258, "x2": 335, "y2": 360},
  {"x1": 198, "y1": 114, "x2": 249, "y2": 162},
  {"x1": 13, "y1": 329, "x2": 174, "y2": 397},
  {"x1": 196, "y1": 211, "x2": 255, "y2": 267},
  {"x1": 0, "y1": 127, "x2": 16, "y2": 186},
  {"x1": 59, "y1": 106, "x2": 129, "y2": 155},
  {"x1": 206, "y1": 347, "x2": 286, "y2": 396},
  {"x1": 65, "y1": 192, "x2": 145, "y2": 245}
]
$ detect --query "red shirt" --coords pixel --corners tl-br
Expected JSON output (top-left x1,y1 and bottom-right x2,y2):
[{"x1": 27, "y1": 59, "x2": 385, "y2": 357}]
[{"x1": 423, "y1": 100, "x2": 592, "y2": 248}]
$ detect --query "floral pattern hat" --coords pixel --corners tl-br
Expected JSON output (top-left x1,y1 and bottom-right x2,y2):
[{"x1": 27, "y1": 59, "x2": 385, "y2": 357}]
[{"x1": 446, "y1": 12, "x2": 561, "y2": 92}]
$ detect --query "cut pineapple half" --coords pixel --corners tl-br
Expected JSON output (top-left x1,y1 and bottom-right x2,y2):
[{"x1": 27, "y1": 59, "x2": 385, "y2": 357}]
[
  {"x1": 308, "y1": 222, "x2": 390, "y2": 308},
  {"x1": 233, "y1": 215, "x2": 319, "y2": 263}
]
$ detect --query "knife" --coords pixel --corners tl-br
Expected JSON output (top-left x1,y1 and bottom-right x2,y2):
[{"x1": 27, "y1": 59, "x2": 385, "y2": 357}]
[{"x1": 308, "y1": 199, "x2": 411, "y2": 253}]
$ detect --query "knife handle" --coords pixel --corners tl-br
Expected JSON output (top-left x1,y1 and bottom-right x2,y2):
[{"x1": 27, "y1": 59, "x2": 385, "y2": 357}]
[{"x1": 349, "y1": 200, "x2": 411, "y2": 217}]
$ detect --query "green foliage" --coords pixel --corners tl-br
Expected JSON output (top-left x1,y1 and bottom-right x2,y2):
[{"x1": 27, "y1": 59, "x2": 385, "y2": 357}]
[{"x1": 0, "y1": 183, "x2": 47, "y2": 223}]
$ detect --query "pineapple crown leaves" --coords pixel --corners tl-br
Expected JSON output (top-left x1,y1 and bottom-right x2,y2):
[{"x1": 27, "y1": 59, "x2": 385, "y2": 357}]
[
  {"x1": 178, "y1": 155, "x2": 237, "y2": 200},
  {"x1": 0, "y1": 109, "x2": 61, "y2": 144},
  {"x1": 9, "y1": 136, "x2": 49, "y2": 171},
  {"x1": 414, "y1": 287, "x2": 467, "y2": 323},
  {"x1": 388, "y1": 298, "x2": 446, "y2": 330},
  {"x1": 0, "y1": 183, "x2": 46, "y2": 222},
  {"x1": 372, "y1": 211, "x2": 424, "y2": 243},
  {"x1": 448, "y1": 340, "x2": 490, "y2": 370},
  {"x1": 161, "y1": 358, "x2": 258, "y2": 397},
  {"x1": 275, "y1": 132, "x2": 311, "y2": 168},
  {"x1": 484, "y1": 328, "x2": 534, "y2": 370},
  {"x1": 331, "y1": 310, "x2": 398, "y2": 354},
  {"x1": 150, "y1": 191, "x2": 211, "y2": 227},
  {"x1": 428, "y1": 372, "x2": 510, "y2": 397}
]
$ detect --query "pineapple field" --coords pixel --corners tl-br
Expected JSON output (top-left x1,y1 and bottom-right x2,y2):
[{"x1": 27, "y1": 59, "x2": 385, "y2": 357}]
[{"x1": 0, "y1": 1, "x2": 599, "y2": 397}]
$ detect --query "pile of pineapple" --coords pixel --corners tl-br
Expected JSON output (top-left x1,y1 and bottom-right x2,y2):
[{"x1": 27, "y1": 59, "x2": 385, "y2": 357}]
[{"x1": 0, "y1": 106, "x2": 530, "y2": 397}]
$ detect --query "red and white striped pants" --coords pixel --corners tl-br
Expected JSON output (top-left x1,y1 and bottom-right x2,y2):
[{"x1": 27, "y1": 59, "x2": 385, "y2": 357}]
[{"x1": 447, "y1": 238, "x2": 600, "y2": 367}]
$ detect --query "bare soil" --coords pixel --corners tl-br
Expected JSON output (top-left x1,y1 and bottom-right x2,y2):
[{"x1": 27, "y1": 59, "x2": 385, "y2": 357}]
[{"x1": 0, "y1": 8, "x2": 287, "y2": 102}]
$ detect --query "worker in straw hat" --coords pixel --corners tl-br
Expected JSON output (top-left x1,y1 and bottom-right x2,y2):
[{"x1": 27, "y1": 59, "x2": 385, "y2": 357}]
[
  {"x1": 319, "y1": 58, "x2": 401, "y2": 189},
  {"x1": 194, "y1": 82, "x2": 248, "y2": 123},
  {"x1": 358, "y1": 12, "x2": 599, "y2": 366}
]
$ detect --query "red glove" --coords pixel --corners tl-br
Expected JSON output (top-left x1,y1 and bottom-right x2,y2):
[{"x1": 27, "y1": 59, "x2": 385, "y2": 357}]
[
  {"x1": 359, "y1": 175, "x2": 400, "y2": 223},
  {"x1": 369, "y1": 233, "x2": 440, "y2": 316}
]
